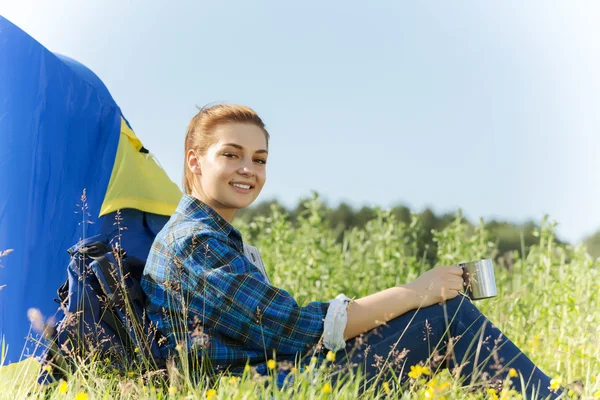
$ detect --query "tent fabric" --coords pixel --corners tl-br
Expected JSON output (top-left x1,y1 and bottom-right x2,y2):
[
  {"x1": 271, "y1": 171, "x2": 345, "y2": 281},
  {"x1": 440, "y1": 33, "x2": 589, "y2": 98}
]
[
  {"x1": 100, "y1": 118, "x2": 182, "y2": 217},
  {"x1": 0, "y1": 16, "x2": 181, "y2": 363}
]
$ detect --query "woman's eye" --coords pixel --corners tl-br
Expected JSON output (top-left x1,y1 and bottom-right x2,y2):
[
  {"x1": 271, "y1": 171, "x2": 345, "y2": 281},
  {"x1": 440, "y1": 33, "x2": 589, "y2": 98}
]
[
  {"x1": 254, "y1": 159, "x2": 267, "y2": 165},
  {"x1": 223, "y1": 153, "x2": 238, "y2": 159}
]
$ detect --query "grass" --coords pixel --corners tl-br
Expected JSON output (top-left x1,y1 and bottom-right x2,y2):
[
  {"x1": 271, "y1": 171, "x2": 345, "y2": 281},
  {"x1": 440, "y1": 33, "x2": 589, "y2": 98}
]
[{"x1": 0, "y1": 196, "x2": 598, "y2": 399}]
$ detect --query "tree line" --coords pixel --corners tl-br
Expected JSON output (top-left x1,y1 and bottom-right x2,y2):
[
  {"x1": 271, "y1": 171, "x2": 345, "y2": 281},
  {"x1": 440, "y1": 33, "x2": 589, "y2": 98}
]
[{"x1": 235, "y1": 195, "x2": 600, "y2": 262}]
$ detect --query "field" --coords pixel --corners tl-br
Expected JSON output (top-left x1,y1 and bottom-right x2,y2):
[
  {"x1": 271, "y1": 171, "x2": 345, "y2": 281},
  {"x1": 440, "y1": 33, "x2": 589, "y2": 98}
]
[{"x1": 1, "y1": 197, "x2": 599, "y2": 399}]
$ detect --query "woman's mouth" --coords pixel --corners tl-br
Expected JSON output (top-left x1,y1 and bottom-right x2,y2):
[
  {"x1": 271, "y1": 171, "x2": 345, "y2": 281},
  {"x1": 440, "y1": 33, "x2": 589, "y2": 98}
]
[{"x1": 229, "y1": 182, "x2": 253, "y2": 193}]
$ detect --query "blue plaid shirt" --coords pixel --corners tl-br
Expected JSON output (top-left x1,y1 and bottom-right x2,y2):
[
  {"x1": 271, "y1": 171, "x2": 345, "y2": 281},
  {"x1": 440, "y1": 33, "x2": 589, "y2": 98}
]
[{"x1": 141, "y1": 194, "x2": 330, "y2": 386}]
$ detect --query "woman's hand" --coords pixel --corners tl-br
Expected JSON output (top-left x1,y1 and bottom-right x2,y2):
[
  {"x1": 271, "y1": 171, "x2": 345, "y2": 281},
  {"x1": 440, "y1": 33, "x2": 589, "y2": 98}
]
[{"x1": 402, "y1": 265, "x2": 465, "y2": 308}]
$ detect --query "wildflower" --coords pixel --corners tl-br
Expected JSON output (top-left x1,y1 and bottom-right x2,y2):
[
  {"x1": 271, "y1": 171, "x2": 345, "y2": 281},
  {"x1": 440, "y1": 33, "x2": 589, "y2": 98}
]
[
  {"x1": 74, "y1": 393, "x2": 88, "y2": 400},
  {"x1": 58, "y1": 380, "x2": 68, "y2": 394},
  {"x1": 487, "y1": 388, "x2": 498, "y2": 400},
  {"x1": 134, "y1": 347, "x2": 140, "y2": 353},
  {"x1": 228, "y1": 376, "x2": 240, "y2": 385},
  {"x1": 549, "y1": 376, "x2": 562, "y2": 391},
  {"x1": 408, "y1": 364, "x2": 431, "y2": 379},
  {"x1": 168, "y1": 386, "x2": 178, "y2": 395},
  {"x1": 383, "y1": 381, "x2": 391, "y2": 394},
  {"x1": 291, "y1": 367, "x2": 298, "y2": 374},
  {"x1": 206, "y1": 388, "x2": 217, "y2": 400},
  {"x1": 42, "y1": 365, "x2": 52, "y2": 373},
  {"x1": 127, "y1": 371, "x2": 135, "y2": 377},
  {"x1": 326, "y1": 350, "x2": 336, "y2": 362},
  {"x1": 509, "y1": 368, "x2": 518, "y2": 378},
  {"x1": 267, "y1": 359, "x2": 276, "y2": 370},
  {"x1": 422, "y1": 387, "x2": 434, "y2": 398},
  {"x1": 593, "y1": 390, "x2": 600, "y2": 398},
  {"x1": 322, "y1": 383, "x2": 332, "y2": 393}
]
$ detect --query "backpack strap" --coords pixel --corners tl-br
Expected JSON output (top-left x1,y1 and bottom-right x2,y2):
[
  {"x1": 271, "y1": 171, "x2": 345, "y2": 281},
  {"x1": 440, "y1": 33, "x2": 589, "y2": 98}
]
[
  {"x1": 87, "y1": 251, "x2": 144, "y2": 357},
  {"x1": 90, "y1": 253, "x2": 127, "y2": 308},
  {"x1": 100, "y1": 309, "x2": 136, "y2": 355}
]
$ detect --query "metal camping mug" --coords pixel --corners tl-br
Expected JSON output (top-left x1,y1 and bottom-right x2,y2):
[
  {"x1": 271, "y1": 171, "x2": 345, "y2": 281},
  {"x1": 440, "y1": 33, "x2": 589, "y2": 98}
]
[{"x1": 459, "y1": 259, "x2": 497, "y2": 300}]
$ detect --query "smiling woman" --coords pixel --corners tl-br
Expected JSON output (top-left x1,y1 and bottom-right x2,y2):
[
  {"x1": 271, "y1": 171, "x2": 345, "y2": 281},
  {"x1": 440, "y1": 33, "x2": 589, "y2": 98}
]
[{"x1": 140, "y1": 104, "x2": 563, "y2": 398}]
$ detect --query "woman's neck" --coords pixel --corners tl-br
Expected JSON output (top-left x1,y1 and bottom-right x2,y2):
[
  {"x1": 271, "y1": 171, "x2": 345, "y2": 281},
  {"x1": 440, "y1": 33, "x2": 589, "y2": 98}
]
[{"x1": 190, "y1": 189, "x2": 237, "y2": 223}]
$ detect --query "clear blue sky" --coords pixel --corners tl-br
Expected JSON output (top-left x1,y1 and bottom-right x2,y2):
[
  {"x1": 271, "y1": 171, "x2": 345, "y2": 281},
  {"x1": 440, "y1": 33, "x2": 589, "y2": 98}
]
[{"x1": 2, "y1": 0, "x2": 599, "y2": 243}]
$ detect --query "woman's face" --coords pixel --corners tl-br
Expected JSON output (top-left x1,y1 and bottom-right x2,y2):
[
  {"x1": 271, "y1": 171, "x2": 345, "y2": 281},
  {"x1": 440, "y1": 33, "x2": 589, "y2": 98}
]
[{"x1": 189, "y1": 122, "x2": 268, "y2": 222}]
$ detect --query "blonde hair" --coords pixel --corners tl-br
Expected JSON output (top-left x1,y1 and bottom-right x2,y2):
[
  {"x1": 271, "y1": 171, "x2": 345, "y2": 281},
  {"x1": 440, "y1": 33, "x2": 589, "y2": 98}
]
[{"x1": 183, "y1": 104, "x2": 269, "y2": 194}]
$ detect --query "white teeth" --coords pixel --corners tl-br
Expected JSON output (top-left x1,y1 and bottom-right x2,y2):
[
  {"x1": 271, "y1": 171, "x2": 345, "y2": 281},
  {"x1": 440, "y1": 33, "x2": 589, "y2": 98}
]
[{"x1": 231, "y1": 183, "x2": 251, "y2": 190}]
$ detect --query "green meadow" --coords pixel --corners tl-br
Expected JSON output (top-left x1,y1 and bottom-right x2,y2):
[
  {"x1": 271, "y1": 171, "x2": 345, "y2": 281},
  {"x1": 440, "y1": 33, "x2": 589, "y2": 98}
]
[{"x1": 1, "y1": 197, "x2": 599, "y2": 399}]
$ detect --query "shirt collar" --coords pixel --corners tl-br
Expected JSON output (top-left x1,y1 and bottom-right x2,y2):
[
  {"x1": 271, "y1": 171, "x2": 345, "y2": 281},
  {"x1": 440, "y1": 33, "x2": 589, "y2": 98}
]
[{"x1": 176, "y1": 194, "x2": 243, "y2": 241}]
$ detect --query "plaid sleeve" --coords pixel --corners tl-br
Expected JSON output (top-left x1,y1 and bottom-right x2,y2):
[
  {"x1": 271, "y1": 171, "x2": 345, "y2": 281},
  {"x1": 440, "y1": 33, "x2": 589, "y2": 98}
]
[{"x1": 178, "y1": 233, "x2": 330, "y2": 356}]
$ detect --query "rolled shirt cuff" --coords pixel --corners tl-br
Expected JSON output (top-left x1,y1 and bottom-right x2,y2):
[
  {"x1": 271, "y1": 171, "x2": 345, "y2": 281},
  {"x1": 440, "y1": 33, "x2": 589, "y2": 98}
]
[{"x1": 323, "y1": 293, "x2": 353, "y2": 352}]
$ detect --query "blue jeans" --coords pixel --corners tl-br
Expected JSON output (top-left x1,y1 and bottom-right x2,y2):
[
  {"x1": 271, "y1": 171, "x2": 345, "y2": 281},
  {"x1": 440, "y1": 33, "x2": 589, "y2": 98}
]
[{"x1": 328, "y1": 296, "x2": 562, "y2": 399}]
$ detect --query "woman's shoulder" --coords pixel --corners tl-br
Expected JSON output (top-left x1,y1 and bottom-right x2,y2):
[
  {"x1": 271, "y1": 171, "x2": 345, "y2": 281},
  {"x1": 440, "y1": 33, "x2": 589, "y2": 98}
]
[
  {"x1": 144, "y1": 214, "x2": 224, "y2": 278},
  {"x1": 151, "y1": 212, "x2": 226, "y2": 255}
]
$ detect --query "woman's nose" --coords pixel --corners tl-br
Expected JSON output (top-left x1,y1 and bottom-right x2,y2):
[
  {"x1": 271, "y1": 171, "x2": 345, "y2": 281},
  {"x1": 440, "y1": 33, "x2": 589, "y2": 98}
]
[{"x1": 238, "y1": 162, "x2": 256, "y2": 177}]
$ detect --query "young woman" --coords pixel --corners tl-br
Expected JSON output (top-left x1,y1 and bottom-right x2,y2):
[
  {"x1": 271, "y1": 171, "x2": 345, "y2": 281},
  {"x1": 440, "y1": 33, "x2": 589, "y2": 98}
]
[{"x1": 141, "y1": 104, "x2": 562, "y2": 398}]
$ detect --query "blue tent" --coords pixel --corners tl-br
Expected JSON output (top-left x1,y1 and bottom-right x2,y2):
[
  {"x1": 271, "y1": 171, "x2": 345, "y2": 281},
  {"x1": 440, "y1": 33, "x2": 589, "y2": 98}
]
[{"x1": 0, "y1": 16, "x2": 182, "y2": 363}]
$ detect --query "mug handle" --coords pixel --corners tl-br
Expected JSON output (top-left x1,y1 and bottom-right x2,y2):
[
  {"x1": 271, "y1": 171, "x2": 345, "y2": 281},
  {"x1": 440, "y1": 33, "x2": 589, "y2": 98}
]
[{"x1": 458, "y1": 263, "x2": 472, "y2": 299}]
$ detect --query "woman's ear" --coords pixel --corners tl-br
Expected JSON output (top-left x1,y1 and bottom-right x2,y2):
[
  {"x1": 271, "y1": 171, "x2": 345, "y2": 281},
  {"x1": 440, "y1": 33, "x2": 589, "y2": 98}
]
[{"x1": 187, "y1": 149, "x2": 202, "y2": 175}]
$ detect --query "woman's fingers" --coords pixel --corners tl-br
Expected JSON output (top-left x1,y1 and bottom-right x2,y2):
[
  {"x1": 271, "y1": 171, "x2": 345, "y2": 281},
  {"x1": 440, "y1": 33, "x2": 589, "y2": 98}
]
[
  {"x1": 446, "y1": 276, "x2": 464, "y2": 291},
  {"x1": 449, "y1": 265, "x2": 464, "y2": 276}
]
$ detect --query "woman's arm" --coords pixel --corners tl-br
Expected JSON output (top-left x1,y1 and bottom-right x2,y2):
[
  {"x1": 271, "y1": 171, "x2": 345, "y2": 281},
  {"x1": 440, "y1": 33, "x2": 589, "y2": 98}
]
[{"x1": 343, "y1": 265, "x2": 464, "y2": 340}]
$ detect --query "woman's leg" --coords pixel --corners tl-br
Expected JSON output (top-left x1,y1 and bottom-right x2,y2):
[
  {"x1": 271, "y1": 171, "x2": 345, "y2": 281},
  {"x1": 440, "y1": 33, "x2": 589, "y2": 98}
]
[{"x1": 329, "y1": 296, "x2": 561, "y2": 399}]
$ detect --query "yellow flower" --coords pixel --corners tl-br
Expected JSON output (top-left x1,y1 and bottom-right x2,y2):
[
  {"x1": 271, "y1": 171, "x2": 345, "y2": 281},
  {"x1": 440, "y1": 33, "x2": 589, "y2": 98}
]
[
  {"x1": 228, "y1": 376, "x2": 240, "y2": 385},
  {"x1": 508, "y1": 368, "x2": 518, "y2": 378},
  {"x1": 267, "y1": 359, "x2": 276, "y2": 370},
  {"x1": 206, "y1": 388, "x2": 217, "y2": 400},
  {"x1": 593, "y1": 390, "x2": 600, "y2": 398},
  {"x1": 58, "y1": 380, "x2": 68, "y2": 394},
  {"x1": 382, "y1": 381, "x2": 391, "y2": 394},
  {"x1": 168, "y1": 386, "x2": 178, "y2": 395},
  {"x1": 322, "y1": 383, "x2": 332, "y2": 393},
  {"x1": 326, "y1": 350, "x2": 336, "y2": 362},
  {"x1": 127, "y1": 371, "x2": 135, "y2": 377},
  {"x1": 408, "y1": 364, "x2": 431, "y2": 379},
  {"x1": 549, "y1": 376, "x2": 562, "y2": 391},
  {"x1": 427, "y1": 378, "x2": 439, "y2": 388},
  {"x1": 134, "y1": 347, "x2": 140, "y2": 353},
  {"x1": 487, "y1": 388, "x2": 498, "y2": 400},
  {"x1": 74, "y1": 393, "x2": 88, "y2": 400},
  {"x1": 423, "y1": 387, "x2": 434, "y2": 398},
  {"x1": 42, "y1": 365, "x2": 52, "y2": 373},
  {"x1": 291, "y1": 367, "x2": 298, "y2": 374}
]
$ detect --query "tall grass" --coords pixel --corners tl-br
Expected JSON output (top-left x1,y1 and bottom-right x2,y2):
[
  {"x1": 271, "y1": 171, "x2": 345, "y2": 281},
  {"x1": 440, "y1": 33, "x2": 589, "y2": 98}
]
[{"x1": 1, "y1": 196, "x2": 598, "y2": 399}]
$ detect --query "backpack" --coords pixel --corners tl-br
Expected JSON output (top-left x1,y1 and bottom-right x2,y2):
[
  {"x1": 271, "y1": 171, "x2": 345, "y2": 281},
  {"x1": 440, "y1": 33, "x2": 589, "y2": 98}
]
[{"x1": 37, "y1": 233, "x2": 166, "y2": 383}]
